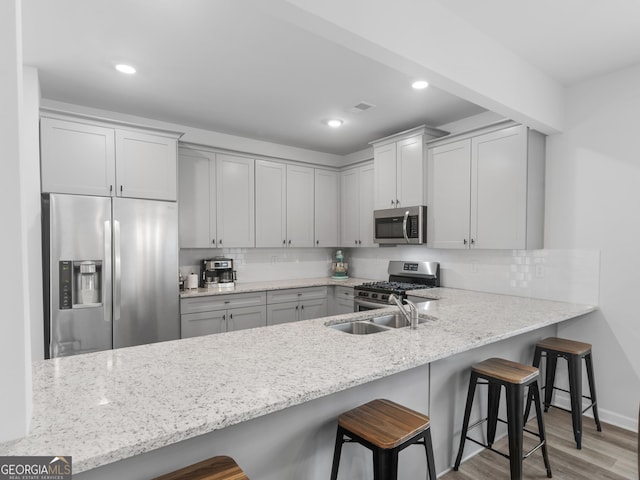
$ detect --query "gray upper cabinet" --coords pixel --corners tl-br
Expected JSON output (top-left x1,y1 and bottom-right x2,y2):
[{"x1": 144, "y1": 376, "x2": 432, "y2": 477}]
[
  {"x1": 178, "y1": 147, "x2": 255, "y2": 248},
  {"x1": 41, "y1": 116, "x2": 178, "y2": 200},
  {"x1": 427, "y1": 124, "x2": 545, "y2": 250}
]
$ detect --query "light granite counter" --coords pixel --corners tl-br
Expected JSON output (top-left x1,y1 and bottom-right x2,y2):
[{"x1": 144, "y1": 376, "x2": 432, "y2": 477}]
[
  {"x1": 0, "y1": 288, "x2": 596, "y2": 474},
  {"x1": 179, "y1": 276, "x2": 372, "y2": 298}
]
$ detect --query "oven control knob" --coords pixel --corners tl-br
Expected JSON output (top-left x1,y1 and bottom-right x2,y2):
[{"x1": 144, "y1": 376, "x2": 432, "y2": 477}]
[
  {"x1": 371, "y1": 293, "x2": 378, "y2": 299},
  {"x1": 381, "y1": 294, "x2": 389, "y2": 301},
  {"x1": 358, "y1": 292, "x2": 366, "y2": 297}
]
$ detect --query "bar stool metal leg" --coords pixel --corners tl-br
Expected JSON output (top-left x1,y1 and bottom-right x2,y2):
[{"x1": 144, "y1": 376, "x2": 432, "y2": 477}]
[
  {"x1": 584, "y1": 353, "x2": 602, "y2": 432},
  {"x1": 567, "y1": 353, "x2": 583, "y2": 449},
  {"x1": 453, "y1": 372, "x2": 479, "y2": 470},
  {"x1": 487, "y1": 383, "x2": 501, "y2": 447},
  {"x1": 531, "y1": 380, "x2": 553, "y2": 477},
  {"x1": 330, "y1": 426, "x2": 344, "y2": 480},
  {"x1": 505, "y1": 383, "x2": 525, "y2": 480},
  {"x1": 543, "y1": 352, "x2": 557, "y2": 411}
]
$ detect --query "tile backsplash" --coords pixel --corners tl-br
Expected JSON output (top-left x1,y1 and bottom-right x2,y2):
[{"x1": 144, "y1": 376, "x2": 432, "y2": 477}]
[{"x1": 180, "y1": 247, "x2": 600, "y2": 305}]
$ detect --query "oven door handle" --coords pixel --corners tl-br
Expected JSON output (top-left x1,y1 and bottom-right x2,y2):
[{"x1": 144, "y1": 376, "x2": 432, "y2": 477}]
[
  {"x1": 354, "y1": 298, "x2": 388, "y2": 310},
  {"x1": 402, "y1": 210, "x2": 410, "y2": 243}
]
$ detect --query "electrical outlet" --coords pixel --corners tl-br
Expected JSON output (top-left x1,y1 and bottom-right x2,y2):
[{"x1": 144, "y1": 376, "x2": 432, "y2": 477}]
[{"x1": 535, "y1": 264, "x2": 544, "y2": 278}]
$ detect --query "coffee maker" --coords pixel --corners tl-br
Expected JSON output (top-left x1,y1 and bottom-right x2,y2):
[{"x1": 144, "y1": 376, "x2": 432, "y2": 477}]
[{"x1": 200, "y1": 257, "x2": 236, "y2": 288}]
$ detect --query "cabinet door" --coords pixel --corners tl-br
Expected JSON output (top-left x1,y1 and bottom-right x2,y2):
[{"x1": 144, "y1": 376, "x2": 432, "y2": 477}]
[
  {"x1": 286, "y1": 165, "x2": 315, "y2": 247},
  {"x1": 427, "y1": 139, "x2": 471, "y2": 249},
  {"x1": 216, "y1": 154, "x2": 255, "y2": 248},
  {"x1": 358, "y1": 163, "x2": 375, "y2": 247},
  {"x1": 115, "y1": 129, "x2": 177, "y2": 201},
  {"x1": 266, "y1": 301, "x2": 299, "y2": 326},
  {"x1": 300, "y1": 298, "x2": 328, "y2": 321},
  {"x1": 226, "y1": 306, "x2": 267, "y2": 332},
  {"x1": 314, "y1": 169, "x2": 340, "y2": 247},
  {"x1": 373, "y1": 143, "x2": 397, "y2": 209},
  {"x1": 255, "y1": 160, "x2": 287, "y2": 248},
  {"x1": 40, "y1": 117, "x2": 115, "y2": 196},
  {"x1": 340, "y1": 167, "x2": 360, "y2": 247},
  {"x1": 471, "y1": 125, "x2": 527, "y2": 249},
  {"x1": 334, "y1": 297, "x2": 355, "y2": 315},
  {"x1": 181, "y1": 311, "x2": 226, "y2": 338},
  {"x1": 178, "y1": 149, "x2": 215, "y2": 248},
  {"x1": 396, "y1": 134, "x2": 425, "y2": 207}
]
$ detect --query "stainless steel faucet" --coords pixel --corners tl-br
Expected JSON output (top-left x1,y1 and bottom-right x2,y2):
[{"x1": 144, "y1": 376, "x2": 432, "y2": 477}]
[{"x1": 388, "y1": 294, "x2": 419, "y2": 329}]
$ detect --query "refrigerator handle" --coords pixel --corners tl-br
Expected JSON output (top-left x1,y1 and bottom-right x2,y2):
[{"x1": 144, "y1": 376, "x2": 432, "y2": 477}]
[
  {"x1": 104, "y1": 220, "x2": 112, "y2": 323},
  {"x1": 113, "y1": 219, "x2": 121, "y2": 322}
]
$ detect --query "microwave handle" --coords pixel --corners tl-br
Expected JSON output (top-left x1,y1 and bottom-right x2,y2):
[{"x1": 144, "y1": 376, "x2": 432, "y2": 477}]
[{"x1": 402, "y1": 210, "x2": 410, "y2": 243}]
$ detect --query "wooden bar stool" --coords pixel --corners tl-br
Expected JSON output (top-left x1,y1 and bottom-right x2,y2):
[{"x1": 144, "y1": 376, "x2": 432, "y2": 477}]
[
  {"x1": 524, "y1": 337, "x2": 602, "y2": 449},
  {"x1": 453, "y1": 358, "x2": 552, "y2": 480},
  {"x1": 152, "y1": 455, "x2": 249, "y2": 480},
  {"x1": 330, "y1": 398, "x2": 437, "y2": 480}
]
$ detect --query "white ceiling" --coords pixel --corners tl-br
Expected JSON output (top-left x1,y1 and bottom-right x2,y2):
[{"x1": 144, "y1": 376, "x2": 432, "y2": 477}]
[{"x1": 21, "y1": 0, "x2": 640, "y2": 155}]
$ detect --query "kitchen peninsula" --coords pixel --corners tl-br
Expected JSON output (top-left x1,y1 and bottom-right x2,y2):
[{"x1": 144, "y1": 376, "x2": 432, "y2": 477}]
[{"x1": 0, "y1": 288, "x2": 596, "y2": 479}]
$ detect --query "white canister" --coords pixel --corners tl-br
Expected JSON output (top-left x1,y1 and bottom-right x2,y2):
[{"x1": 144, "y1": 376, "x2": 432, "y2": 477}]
[{"x1": 186, "y1": 273, "x2": 199, "y2": 289}]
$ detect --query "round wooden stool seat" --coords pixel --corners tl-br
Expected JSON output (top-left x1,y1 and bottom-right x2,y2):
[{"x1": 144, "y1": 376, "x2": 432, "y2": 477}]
[
  {"x1": 338, "y1": 398, "x2": 431, "y2": 449},
  {"x1": 472, "y1": 357, "x2": 539, "y2": 384},
  {"x1": 536, "y1": 337, "x2": 591, "y2": 356},
  {"x1": 152, "y1": 455, "x2": 249, "y2": 480}
]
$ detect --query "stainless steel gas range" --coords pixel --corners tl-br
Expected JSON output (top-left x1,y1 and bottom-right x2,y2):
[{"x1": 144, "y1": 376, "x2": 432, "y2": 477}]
[{"x1": 354, "y1": 261, "x2": 440, "y2": 311}]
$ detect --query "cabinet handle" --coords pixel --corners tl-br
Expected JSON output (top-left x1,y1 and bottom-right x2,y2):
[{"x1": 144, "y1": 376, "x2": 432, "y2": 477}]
[
  {"x1": 470, "y1": 238, "x2": 475, "y2": 245},
  {"x1": 229, "y1": 313, "x2": 233, "y2": 320},
  {"x1": 295, "y1": 305, "x2": 299, "y2": 310},
  {"x1": 316, "y1": 240, "x2": 319, "y2": 245},
  {"x1": 354, "y1": 240, "x2": 358, "y2": 245},
  {"x1": 301, "y1": 305, "x2": 304, "y2": 310},
  {"x1": 109, "y1": 185, "x2": 113, "y2": 193},
  {"x1": 223, "y1": 314, "x2": 226, "y2": 321},
  {"x1": 463, "y1": 239, "x2": 468, "y2": 245},
  {"x1": 120, "y1": 185, "x2": 123, "y2": 193},
  {"x1": 212, "y1": 238, "x2": 216, "y2": 245},
  {"x1": 391, "y1": 200, "x2": 394, "y2": 207},
  {"x1": 358, "y1": 240, "x2": 362, "y2": 245},
  {"x1": 283, "y1": 240, "x2": 286, "y2": 246},
  {"x1": 219, "y1": 239, "x2": 222, "y2": 245},
  {"x1": 288, "y1": 240, "x2": 291, "y2": 246},
  {"x1": 396, "y1": 199, "x2": 400, "y2": 207},
  {"x1": 224, "y1": 300, "x2": 230, "y2": 304}
]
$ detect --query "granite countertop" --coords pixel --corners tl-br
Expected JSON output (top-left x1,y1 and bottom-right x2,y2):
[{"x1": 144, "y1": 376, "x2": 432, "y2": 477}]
[
  {"x1": 179, "y1": 277, "x2": 371, "y2": 298},
  {"x1": 0, "y1": 288, "x2": 597, "y2": 473}
]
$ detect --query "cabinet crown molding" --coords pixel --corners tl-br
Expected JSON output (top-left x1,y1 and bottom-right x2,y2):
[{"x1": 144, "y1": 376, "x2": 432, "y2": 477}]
[
  {"x1": 369, "y1": 124, "x2": 448, "y2": 147},
  {"x1": 40, "y1": 107, "x2": 184, "y2": 139}
]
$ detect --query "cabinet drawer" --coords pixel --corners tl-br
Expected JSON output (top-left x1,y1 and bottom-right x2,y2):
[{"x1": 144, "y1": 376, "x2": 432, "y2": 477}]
[
  {"x1": 181, "y1": 292, "x2": 266, "y2": 314},
  {"x1": 334, "y1": 286, "x2": 354, "y2": 299},
  {"x1": 267, "y1": 286, "x2": 328, "y2": 304}
]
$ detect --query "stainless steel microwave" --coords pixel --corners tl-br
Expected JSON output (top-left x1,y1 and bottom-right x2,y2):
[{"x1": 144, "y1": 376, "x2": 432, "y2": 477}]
[{"x1": 373, "y1": 205, "x2": 427, "y2": 245}]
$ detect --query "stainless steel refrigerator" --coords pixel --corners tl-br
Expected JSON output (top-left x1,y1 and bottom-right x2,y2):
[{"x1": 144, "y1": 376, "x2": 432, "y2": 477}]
[{"x1": 42, "y1": 193, "x2": 180, "y2": 358}]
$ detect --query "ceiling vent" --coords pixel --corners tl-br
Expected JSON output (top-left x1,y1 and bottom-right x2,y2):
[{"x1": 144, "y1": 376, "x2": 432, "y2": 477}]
[{"x1": 348, "y1": 101, "x2": 376, "y2": 114}]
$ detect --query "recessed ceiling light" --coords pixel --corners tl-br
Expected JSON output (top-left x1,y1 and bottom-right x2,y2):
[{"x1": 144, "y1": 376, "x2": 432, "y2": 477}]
[
  {"x1": 115, "y1": 64, "x2": 136, "y2": 74},
  {"x1": 412, "y1": 80, "x2": 429, "y2": 90},
  {"x1": 326, "y1": 119, "x2": 343, "y2": 128}
]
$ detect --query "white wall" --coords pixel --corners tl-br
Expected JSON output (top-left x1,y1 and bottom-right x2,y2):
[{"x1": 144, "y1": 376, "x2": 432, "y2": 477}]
[
  {"x1": 22, "y1": 66, "x2": 43, "y2": 362},
  {"x1": 545, "y1": 63, "x2": 640, "y2": 429},
  {"x1": 0, "y1": 0, "x2": 32, "y2": 442}
]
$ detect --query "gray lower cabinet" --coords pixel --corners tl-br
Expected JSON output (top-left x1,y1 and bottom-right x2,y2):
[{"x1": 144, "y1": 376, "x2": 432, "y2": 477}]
[
  {"x1": 180, "y1": 292, "x2": 267, "y2": 338},
  {"x1": 330, "y1": 286, "x2": 355, "y2": 315},
  {"x1": 266, "y1": 287, "x2": 328, "y2": 325}
]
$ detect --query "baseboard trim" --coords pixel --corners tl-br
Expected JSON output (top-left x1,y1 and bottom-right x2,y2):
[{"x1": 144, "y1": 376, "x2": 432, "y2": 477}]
[{"x1": 552, "y1": 392, "x2": 638, "y2": 432}]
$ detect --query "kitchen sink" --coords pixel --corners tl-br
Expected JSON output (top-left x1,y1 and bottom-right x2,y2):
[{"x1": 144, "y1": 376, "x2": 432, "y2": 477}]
[
  {"x1": 369, "y1": 314, "x2": 430, "y2": 328},
  {"x1": 330, "y1": 321, "x2": 389, "y2": 335}
]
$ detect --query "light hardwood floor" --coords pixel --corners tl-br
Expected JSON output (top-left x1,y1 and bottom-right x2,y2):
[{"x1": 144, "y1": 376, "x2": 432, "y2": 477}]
[{"x1": 440, "y1": 407, "x2": 637, "y2": 479}]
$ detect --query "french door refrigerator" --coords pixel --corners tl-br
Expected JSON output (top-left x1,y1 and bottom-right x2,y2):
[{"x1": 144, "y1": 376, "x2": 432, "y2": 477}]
[{"x1": 42, "y1": 193, "x2": 180, "y2": 358}]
